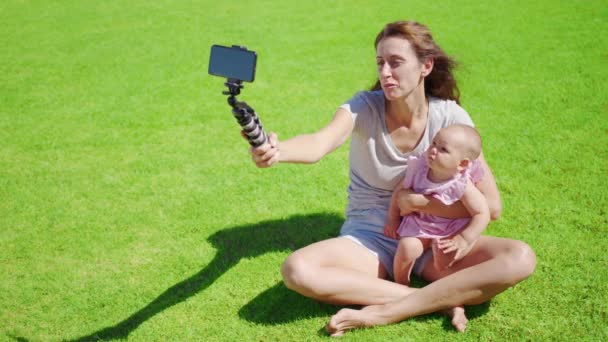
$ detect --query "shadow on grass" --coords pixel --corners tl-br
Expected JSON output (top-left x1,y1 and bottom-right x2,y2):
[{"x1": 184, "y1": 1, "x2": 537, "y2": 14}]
[
  {"x1": 71, "y1": 212, "x2": 342, "y2": 341},
  {"x1": 239, "y1": 282, "x2": 339, "y2": 325},
  {"x1": 71, "y1": 211, "x2": 492, "y2": 340}
]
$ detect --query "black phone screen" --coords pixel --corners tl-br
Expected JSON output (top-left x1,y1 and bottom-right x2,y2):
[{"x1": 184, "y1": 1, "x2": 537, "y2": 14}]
[{"x1": 208, "y1": 45, "x2": 257, "y2": 82}]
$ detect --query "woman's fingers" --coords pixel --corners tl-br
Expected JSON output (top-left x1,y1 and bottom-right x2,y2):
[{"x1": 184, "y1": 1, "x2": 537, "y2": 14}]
[
  {"x1": 267, "y1": 132, "x2": 278, "y2": 147},
  {"x1": 252, "y1": 147, "x2": 275, "y2": 167},
  {"x1": 257, "y1": 149, "x2": 279, "y2": 167},
  {"x1": 250, "y1": 132, "x2": 279, "y2": 168}
]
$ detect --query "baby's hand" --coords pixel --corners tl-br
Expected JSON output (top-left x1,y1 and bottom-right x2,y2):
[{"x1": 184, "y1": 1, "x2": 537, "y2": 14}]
[{"x1": 436, "y1": 235, "x2": 476, "y2": 267}]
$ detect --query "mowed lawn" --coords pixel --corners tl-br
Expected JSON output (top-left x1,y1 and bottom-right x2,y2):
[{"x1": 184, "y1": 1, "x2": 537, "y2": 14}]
[{"x1": 1, "y1": 1, "x2": 607, "y2": 341}]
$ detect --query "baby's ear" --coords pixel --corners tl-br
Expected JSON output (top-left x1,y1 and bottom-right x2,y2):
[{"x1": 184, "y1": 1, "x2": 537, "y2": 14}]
[{"x1": 458, "y1": 158, "x2": 470, "y2": 172}]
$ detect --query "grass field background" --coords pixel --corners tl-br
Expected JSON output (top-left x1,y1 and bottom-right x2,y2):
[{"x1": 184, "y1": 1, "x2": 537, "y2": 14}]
[{"x1": 2, "y1": 0, "x2": 607, "y2": 340}]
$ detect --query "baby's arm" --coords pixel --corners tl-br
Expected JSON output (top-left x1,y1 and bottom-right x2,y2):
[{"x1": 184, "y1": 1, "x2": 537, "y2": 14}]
[
  {"x1": 456, "y1": 179, "x2": 490, "y2": 243},
  {"x1": 383, "y1": 182, "x2": 405, "y2": 239},
  {"x1": 437, "y1": 179, "x2": 490, "y2": 266}
]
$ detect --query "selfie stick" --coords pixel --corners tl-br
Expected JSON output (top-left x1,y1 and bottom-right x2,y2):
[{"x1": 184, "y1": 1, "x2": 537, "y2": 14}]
[{"x1": 223, "y1": 79, "x2": 268, "y2": 147}]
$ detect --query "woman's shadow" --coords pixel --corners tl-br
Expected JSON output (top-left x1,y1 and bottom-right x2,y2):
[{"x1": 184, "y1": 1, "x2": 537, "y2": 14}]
[{"x1": 72, "y1": 212, "x2": 343, "y2": 341}]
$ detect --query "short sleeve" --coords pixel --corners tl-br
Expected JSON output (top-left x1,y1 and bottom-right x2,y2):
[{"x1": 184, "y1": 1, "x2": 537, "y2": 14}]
[
  {"x1": 339, "y1": 91, "x2": 369, "y2": 122},
  {"x1": 445, "y1": 100, "x2": 475, "y2": 127},
  {"x1": 426, "y1": 98, "x2": 476, "y2": 144}
]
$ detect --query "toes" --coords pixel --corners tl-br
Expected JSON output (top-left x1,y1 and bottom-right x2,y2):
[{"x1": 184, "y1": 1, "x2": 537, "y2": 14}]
[
  {"x1": 451, "y1": 317, "x2": 468, "y2": 333},
  {"x1": 330, "y1": 330, "x2": 345, "y2": 338},
  {"x1": 454, "y1": 322, "x2": 467, "y2": 333},
  {"x1": 325, "y1": 322, "x2": 345, "y2": 337}
]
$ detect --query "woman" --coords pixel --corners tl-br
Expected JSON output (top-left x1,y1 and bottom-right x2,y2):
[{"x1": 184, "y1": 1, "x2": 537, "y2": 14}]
[{"x1": 249, "y1": 21, "x2": 536, "y2": 335}]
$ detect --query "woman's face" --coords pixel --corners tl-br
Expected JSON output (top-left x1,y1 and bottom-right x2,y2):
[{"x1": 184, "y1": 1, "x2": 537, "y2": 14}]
[{"x1": 376, "y1": 37, "x2": 431, "y2": 101}]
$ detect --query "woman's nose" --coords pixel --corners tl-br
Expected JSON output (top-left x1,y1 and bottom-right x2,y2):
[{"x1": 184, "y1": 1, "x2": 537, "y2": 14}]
[{"x1": 379, "y1": 63, "x2": 391, "y2": 77}]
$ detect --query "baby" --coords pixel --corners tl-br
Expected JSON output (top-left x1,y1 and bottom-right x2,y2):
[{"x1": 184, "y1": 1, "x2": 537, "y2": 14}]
[{"x1": 384, "y1": 124, "x2": 491, "y2": 285}]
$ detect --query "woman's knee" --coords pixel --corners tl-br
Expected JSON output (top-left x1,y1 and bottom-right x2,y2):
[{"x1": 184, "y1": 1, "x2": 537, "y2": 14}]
[
  {"x1": 501, "y1": 240, "x2": 536, "y2": 285},
  {"x1": 281, "y1": 252, "x2": 314, "y2": 291}
]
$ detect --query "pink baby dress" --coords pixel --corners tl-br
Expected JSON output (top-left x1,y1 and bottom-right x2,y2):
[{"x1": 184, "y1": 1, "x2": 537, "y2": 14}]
[{"x1": 396, "y1": 155, "x2": 484, "y2": 239}]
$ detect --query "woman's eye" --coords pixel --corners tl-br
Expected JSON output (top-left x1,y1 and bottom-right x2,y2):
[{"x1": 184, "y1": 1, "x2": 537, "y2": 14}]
[{"x1": 390, "y1": 59, "x2": 405, "y2": 68}]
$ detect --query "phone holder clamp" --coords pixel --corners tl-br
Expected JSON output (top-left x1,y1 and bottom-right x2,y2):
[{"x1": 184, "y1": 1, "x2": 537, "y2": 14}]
[{"x1": 223, "y1": 78, "x2": 268, "y2": 147}]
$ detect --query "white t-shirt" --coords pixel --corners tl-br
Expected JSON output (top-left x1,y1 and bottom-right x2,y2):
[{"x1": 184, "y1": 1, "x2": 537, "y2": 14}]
[{"x1": 339, "y1": 90, "x2": 474, "y2": 215}]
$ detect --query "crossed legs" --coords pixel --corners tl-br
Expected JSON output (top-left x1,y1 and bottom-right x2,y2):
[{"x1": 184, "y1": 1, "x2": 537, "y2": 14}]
[
  {"x1": 280, "y1": 235, "x2": 521, "y2": 334},
  {"x1": 325, "y1": 235, "x2": 536, "y2": 336}
]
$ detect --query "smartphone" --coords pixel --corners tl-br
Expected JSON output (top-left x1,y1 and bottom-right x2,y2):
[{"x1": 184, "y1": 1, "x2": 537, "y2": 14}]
[{"x1": 208, "y1": 45, "x2": 257, "y2": 82}]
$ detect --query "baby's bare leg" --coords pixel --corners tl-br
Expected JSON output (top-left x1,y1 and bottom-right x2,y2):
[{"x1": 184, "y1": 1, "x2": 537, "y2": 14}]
[{"x1": 394, "y1": 238, "x2": 430, "y2": 285}]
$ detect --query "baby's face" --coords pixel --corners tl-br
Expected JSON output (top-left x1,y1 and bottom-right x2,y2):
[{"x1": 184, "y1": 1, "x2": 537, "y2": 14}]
[{"x1": 426, "y1": 128, "x2": 468, "y2": 174}]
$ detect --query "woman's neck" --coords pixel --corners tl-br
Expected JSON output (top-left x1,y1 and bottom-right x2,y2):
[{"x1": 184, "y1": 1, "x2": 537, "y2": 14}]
[{"x1": 386, "y1": 92, "x2": 428, "y2": 127}]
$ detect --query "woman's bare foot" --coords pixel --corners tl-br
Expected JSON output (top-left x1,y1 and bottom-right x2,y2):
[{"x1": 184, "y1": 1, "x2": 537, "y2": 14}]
[
  {"x1": 444, "y1": 306, "x2": 468, "y2": 332},
  {"x1": 326, "y1": 305, "x2": 468, "y2": 336},
  {"x1": 325, "y1": 306, "x2": 390, "y2": 337}
]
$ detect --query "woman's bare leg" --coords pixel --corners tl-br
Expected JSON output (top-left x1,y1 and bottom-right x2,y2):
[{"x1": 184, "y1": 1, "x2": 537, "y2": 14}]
[
  {"x1": 326, "y1": 236, "x2": 536, "y2": 336},
  {"x1": 281, "y1": 237, "x2": 415, "y2": 305}
]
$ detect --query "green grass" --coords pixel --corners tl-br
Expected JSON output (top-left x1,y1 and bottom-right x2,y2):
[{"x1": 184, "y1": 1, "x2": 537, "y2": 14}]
[{"x1": 1, "y1": 0, "x2": 607, "y2": 340}]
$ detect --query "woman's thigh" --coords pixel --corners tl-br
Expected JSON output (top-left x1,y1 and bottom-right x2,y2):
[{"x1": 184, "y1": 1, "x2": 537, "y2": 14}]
[
  {"x1": 421, "y1": 235, "x2": 536, "y2": 283},
  {"x1": 285, "y1": 236, "x2": 383, "y2": 277}
]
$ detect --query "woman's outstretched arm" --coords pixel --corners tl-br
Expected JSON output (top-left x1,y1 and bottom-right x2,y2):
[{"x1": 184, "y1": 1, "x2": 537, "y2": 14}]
[{"x1": 250, "y1": 108, "x2": 354, "y2": 167}]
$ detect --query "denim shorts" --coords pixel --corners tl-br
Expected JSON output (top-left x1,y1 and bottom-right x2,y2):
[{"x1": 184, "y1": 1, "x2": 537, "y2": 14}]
[{"x1": 340, "y1": 208, "x2": 431, "y2": 279}]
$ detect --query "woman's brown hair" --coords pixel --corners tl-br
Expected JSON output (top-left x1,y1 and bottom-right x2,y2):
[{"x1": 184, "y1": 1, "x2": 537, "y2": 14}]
[{"x1": 371, "y1": 21, "x2": 460, "y2": 104}]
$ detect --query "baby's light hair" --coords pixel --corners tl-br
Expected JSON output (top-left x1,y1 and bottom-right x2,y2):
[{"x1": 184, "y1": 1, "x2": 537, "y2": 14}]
[{"x1": 446, "y1": 124, "x2": 482, "y2": 160}]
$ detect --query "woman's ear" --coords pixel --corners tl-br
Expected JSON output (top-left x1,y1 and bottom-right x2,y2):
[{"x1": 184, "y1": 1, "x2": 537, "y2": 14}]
[{"x1": 421, "y1": 58, "x2": 434, "y2": 77}]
